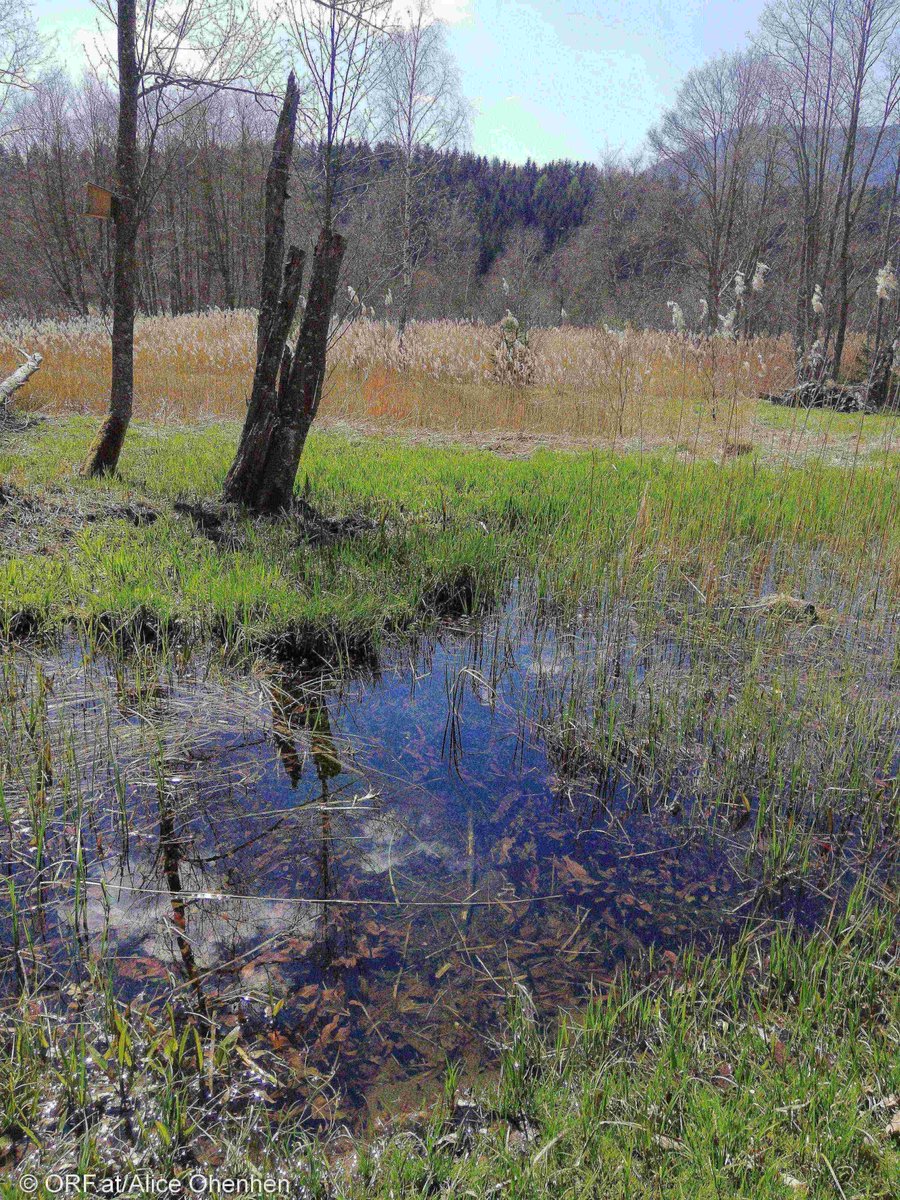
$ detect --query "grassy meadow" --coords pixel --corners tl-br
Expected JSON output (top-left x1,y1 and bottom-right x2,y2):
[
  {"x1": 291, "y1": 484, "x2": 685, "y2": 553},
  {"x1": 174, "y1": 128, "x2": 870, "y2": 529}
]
[{"x1": 0, "y1": 315, "x2": 897, "y2": 1197}]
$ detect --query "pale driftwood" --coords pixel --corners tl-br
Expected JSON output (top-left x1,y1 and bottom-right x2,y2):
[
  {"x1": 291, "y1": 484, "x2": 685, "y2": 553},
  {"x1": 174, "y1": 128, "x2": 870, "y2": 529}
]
[{"x1": 0, "y1": 352, "x2": 43, "y2": 407}]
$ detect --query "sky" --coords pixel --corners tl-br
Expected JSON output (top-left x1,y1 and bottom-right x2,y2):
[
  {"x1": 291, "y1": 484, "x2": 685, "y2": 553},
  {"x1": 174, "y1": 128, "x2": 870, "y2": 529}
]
[{"x1": 31, "y1": 0, "x2": 770, "y2": 164}]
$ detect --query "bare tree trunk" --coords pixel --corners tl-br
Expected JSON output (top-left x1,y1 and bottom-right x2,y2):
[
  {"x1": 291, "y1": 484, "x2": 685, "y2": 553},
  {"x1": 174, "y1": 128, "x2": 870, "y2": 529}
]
[
  {"x1": 225, "y1": 225, "x2": 345, "y2": 512},
  {"x1": 398, "y1": 157, "x2": 413, "y2": 337},
  {"x1": 82, "y1": 0, "x2": 140, "y2": 477},
  {"x1": 222, "y1": 246, "x2": 306, "y2": 502},
  {"x1": 831, "y1": 238, "x2": 852, "y2": 378},
  {"x1": 257, "y1": 75, "x2": 299, "y2": 361},
  {"x1": 223, "y1": 75, "x2": 302, "y2": 506},
  {"x1": 166, "y1": 191, "x2": 184, "y2": 313},
  {"x1": 246, "y1": 227, "x2": 345, "y2": 513}
]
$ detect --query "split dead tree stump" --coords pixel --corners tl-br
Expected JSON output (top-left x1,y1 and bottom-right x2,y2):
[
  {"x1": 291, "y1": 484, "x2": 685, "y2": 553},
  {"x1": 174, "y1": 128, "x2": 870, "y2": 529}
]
[{"x1": 224, "y1": 73, "x2": 346, "y2": 514}]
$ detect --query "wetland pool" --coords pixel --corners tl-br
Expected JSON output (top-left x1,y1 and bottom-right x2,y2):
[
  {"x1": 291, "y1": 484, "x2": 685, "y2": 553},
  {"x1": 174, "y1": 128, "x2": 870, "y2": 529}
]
[{"x1": 1, "y1": 593, "x2": 895, "y2": 1127}]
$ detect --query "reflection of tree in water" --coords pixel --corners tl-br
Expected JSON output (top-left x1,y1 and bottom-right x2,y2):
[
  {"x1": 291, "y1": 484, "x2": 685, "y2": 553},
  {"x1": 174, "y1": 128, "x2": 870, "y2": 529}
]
[
  {"x1": 140, "y1": 672, "x2": 356, "y2": 1011},
  {"x1": 157, "y1": 791, "x2": 209, "y2": 1020},
  {"x1": 270, "y1": 676, "x2": 348, "y2": 958}
]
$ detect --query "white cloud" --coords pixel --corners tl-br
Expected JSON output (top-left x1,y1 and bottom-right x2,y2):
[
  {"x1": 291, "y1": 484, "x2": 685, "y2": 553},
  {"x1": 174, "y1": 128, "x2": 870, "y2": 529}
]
[
  {"x1": 431, "y1": 0, "x2": 473, "y2": 23},
  {"x1": 389, "y1": 0, "x2": 474, "y2": 28}
]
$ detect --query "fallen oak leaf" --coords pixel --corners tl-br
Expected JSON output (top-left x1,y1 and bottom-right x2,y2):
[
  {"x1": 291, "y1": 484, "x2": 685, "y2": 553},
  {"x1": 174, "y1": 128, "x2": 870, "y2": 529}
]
[{"x1": 317, "y1": 1014, "x2": 343, "y2": 1046}]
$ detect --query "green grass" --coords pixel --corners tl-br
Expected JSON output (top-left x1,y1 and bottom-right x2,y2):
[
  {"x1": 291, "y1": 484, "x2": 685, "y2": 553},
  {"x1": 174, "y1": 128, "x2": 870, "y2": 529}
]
[
  {"x1": 0, "y1": 417, "x2": 896, "y2": 654},
  {"x1": 754, "y1": 397, "x2": 900, "y2": 446},
  {"x1": 0, "y1": 415, "x2": 897, "y2": 1196},
  {"x1": 360, "y1": 900, "x2": 899, "y2": 1200},
  {"x1": 1, "y1": 901, "x2": 896, "y2": 1197}
]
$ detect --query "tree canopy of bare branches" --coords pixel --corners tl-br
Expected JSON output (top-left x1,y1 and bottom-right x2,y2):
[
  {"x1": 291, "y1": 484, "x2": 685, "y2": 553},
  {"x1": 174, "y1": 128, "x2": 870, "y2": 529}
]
[
  {"x1": 378, "y1": 0, "x2": 468, "y2": 331},
  {"x1": 0, "y1": 0, "x2": 50, "y2": 136},
  {"x1": 82, "y1": 0, "x2": 275, "y2": 477}
]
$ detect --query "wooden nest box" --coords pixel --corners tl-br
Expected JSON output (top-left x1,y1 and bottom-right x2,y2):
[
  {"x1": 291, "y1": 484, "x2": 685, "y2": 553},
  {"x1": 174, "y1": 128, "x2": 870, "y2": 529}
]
[{"x1": 85, "y1": 183, "x2": 118, "y2": 220}]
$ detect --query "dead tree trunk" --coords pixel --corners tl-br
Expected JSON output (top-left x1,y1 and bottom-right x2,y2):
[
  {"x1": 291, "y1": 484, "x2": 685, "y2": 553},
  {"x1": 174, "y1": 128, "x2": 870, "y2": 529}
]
[
  {"x1": 0, "y1": 353, "x2": 43, "y2": 407},
  {"x1": 241, "y1": 228, "x2": 346, "y2": 513},
  {"x1": 765, "y1": 340, "x2": 898, "y2": 414},
  {"x1": 223, "y1": 73, "x2": 302, "y2": 505},
  {"x1": 82, "y1": 0, "x2": 140, "y2": 478},
  {"x1": 224, "y1": 72, "x2": 346, "y2": 514},
  {"x1": 257, "y1": 77, "x2": 300, "y2": 360}
]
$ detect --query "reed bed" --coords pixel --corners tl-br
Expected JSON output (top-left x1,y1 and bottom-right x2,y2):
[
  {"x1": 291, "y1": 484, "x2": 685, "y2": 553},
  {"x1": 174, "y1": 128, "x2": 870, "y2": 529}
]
[{"x1": 1, "y1": 311, "x2": 879, "y2": 451}]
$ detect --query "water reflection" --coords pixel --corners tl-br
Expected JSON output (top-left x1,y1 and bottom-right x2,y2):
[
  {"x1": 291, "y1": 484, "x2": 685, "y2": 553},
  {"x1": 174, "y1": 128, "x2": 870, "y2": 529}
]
[{"x1": 0, "y1": 599, "x2": 894, "y2": 1122}]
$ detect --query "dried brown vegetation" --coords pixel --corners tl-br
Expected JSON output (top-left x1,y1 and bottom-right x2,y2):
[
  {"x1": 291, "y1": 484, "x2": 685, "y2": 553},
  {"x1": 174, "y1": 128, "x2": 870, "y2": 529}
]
[{"x1": 2, "y1": 313, "x2": 884, "y2": 456}]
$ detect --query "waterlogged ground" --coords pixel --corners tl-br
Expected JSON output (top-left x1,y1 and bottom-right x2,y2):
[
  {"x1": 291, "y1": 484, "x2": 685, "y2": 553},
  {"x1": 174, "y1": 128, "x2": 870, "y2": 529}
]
[{"x1": 2, "y1": 588, "x2": 896, "y2": 1132}]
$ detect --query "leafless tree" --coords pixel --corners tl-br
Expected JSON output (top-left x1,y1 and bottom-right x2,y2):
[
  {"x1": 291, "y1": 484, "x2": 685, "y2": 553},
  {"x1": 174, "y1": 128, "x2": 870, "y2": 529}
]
[
  {"x1": 551, "y1": 156, "x2": 676, "y2": 328},
  {"x1": 223, "y1": 0, "x2": 389, "y2": 511},
  {"x1": 286, "y1": 0, "x2": 389, "y2": 229},
  {"x1": 486, "y1": 225, "x2": 546, "y2": 325},
  {"x1": 379, "y1": 0, "x2": 467, "y2": 333},
  {"x1": 759, "y1": 0, "x2": 900, "y2": 377},
  {"x1": 651, "y1": 50, "x2": 783, "y2": 329},
  {"x1": 13, "y1": 72, "x2": 117, "y2": 314},
  {"x1": 826, "y1": 0, "x2": 900, "y2": 371},
  {"x1": 82, "y1": 0, "x2": 272, "y2": 477},
  {"x1": 0, "y1": 0, "x2": 50, "y2": 136}
]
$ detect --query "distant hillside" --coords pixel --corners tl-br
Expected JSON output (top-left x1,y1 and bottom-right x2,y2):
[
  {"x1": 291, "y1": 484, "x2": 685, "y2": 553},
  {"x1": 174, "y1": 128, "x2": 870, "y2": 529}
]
[{"x1": 332, "y1": 143, "x2": 601, "y2": 273}]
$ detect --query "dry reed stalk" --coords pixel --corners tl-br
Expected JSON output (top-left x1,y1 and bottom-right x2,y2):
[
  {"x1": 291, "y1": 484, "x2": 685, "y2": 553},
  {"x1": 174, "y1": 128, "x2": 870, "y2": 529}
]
[{"x1": 0, "y1": 312, "x2": 868, "y2": 450}]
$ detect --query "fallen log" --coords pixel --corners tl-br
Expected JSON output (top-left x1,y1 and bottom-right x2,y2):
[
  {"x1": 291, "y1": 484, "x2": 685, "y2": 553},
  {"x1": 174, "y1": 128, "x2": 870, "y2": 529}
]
[
  {"x1": 763, "y1": 381, "x2": 881, "y2": 414},
  {"x1": 764, "y1": 343, "x2": 897, "y2": 414},
  {"x1": 0, "y1": 351, "x2": 43, "y2": 407}
]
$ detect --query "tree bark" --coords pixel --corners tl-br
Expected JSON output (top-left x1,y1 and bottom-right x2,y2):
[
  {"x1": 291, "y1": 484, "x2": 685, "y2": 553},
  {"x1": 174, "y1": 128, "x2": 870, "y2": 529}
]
[
  {"x1": 257, "y1": 74, "x2": 300, "y2": 360},
  {"x1": 0, "y1": 353, "x2": 43, "y2": 406},
  {"x1": 225, "y1": 227, "x2": 345, "y2": 513},
  {"x1": 224, "y1": 72, "x2": 346, "y2": 514},
  {"x1": 222, "y1": 247, "x2": 306, "y2": 504},
  {"x1": 223, "y1": 74, "x2": 302, "y2": 506},
  {"x1": 82, "y1": 0, "x2": 140, "y2": 477},
  {"x1": 398, "y1": 156, "x2": 413, "y2": 337},
  {"x1": 246, "y1": 227, "x2": 345, "y2": 513}
]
